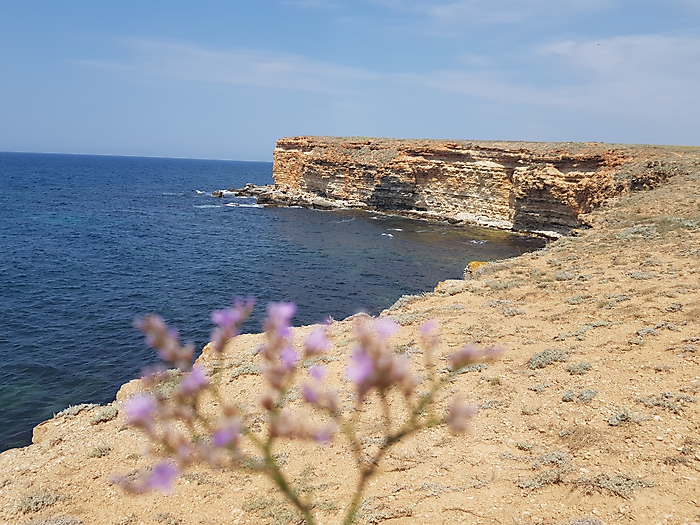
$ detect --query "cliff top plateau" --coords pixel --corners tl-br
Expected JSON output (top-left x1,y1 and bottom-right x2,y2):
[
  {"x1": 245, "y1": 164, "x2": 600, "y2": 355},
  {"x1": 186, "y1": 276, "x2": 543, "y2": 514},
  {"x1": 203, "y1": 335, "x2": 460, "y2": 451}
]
[{"x1": 258, "y1": 137, "x2": 700, "y2": 237}]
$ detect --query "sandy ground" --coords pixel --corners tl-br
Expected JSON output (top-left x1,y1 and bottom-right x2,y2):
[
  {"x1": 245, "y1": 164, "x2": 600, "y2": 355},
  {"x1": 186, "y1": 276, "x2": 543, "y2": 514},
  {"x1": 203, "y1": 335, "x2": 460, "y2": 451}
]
[{"x1": 1, "y1": 150, "x2": 699, "y2": 525}]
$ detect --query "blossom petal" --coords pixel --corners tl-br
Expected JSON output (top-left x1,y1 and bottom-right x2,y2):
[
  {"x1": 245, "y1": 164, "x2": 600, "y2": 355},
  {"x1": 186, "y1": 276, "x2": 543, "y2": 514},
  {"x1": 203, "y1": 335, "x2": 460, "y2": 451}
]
[
  {"x1": 346, "y1": 349, "x2": 374, "y2": 384},
  {"x1": 145, "y1": 461, "x2": 179, "y2": 492}
]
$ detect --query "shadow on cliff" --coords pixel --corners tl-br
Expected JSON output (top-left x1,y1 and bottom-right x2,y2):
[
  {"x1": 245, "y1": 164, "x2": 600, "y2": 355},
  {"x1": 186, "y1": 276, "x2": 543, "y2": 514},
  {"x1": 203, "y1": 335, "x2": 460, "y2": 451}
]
[
  {"x1": 368, "y1": 176, "x2": 420, "y2": 211},
  {"x1": 511, "y1": 197, "x2": 581, "y2": 235}
]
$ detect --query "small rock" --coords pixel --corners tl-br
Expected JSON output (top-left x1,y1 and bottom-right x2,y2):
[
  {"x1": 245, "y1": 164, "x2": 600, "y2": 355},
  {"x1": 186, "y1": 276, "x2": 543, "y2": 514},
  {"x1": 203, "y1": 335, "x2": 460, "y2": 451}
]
[{"x1": 311, "y1": 197, "x2": 335, "y2": 209}]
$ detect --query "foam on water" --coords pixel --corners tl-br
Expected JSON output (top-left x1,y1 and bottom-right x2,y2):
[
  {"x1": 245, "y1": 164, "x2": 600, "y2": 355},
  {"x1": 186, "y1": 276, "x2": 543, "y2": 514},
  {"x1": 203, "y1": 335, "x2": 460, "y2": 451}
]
[{"x1": 225, "y1": 202, "x2": 262, "y2": 208}]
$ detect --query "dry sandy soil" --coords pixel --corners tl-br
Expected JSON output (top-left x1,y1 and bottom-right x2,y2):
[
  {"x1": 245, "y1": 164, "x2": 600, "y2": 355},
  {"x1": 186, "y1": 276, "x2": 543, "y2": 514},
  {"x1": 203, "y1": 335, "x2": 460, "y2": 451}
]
[{"x1": 1, "y1": 147, "x2": 700, "y2": 525}]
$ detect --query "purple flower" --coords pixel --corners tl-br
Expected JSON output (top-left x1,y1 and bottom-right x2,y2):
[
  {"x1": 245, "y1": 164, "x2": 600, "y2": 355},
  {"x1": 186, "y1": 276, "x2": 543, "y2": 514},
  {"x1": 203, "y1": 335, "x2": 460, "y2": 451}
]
[
  {"x1": 125, "y1": 394, "x2": 156, "y2": 428},
  {"x1": 389, "y1": 353, "x2": 410, "y2": 383},
  {"x1": 280, "y1": 346, "x2": 299, "y2": 370},
  {"x1": 484, "y1": 344, "x2": 505, "y2": 360},
  {"x1": 449, "y1": 343, "x2": 480, "y2": 371},
  {"x1": 304, "y1": 327, "x2": 330, "y2": 356},
  {"x1": 266, "y1": 302, "x2": 296, "y2": 338},
  {"x1": 308, "y1": 365, "x2": 327, "y2": 381},
  {"x1": 212, "y1": 421, "x2": 241, "y2": 448},
  {"x1": 209, "y1": 298, "x2": 255, "y2": 354},
  {"x1": 211, "y1": 308, "x2": 241, "y2": 329},
  {"x1": 179, "y1": 365, "x2": 209, "y2": 396},
  {"x1": 176, "y1": 442, "x2": 195, "y2": 462},
  {"x1": 419, "y1": 319, "x2": 437, "y2": 337},
  {"x1": 448, "y1": 398, "x2": 477, "y2": 434},
  {"x1": 134, "y1": 315, "x2": 167, "y2": 349},
  {"x1": 373, "y1": 318, "x2": 399, "y2": 340},
  {"x1": 314, "y1": 425, "x2": 335, "y2": 444},
  {"x1": 209, "y1": 326, "x2": 228, "y2": 354},
  {"x1": 145, "y1": 461, "x2": 179, "y2": 492},
  {"x1": 301, "y1": 382, "x2": 319, "y2": 404},
  {"x1": 346, "y1": 349, "x2": 374, "y2": 384}
]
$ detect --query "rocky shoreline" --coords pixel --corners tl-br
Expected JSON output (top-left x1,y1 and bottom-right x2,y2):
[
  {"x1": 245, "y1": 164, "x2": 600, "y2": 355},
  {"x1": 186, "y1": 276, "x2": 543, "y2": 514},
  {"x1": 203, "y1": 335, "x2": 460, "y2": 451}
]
[{"x1": 213, "y1": 138, "x2": 696, "y2": 238}]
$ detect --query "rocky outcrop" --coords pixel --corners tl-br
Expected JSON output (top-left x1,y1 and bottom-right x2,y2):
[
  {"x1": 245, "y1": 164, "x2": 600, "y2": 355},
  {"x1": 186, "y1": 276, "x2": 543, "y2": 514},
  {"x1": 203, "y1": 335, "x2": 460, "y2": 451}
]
[{"x1": 237, "y1": 137, "x2": 692, "y2": 237}]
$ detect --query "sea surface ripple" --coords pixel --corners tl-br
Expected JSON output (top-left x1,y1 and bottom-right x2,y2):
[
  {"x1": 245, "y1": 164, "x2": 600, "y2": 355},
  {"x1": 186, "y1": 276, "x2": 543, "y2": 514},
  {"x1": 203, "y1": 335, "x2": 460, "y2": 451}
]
[{"x1": 0, "y1": 152, "x2": 544, "y2": 451}]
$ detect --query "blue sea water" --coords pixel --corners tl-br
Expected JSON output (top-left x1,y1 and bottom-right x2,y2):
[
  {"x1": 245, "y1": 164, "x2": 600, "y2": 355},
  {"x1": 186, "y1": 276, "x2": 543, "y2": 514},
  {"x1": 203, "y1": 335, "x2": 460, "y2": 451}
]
[{"x1": 0, "y1": 152, "x2": 544, "y2": 451}]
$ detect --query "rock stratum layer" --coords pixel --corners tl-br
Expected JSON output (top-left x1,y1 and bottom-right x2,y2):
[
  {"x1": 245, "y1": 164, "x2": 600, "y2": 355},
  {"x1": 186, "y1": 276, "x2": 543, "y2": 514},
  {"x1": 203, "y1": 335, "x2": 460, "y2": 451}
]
[{"x1": 250, "y1": 137, "x2": 693, "y2": 236}]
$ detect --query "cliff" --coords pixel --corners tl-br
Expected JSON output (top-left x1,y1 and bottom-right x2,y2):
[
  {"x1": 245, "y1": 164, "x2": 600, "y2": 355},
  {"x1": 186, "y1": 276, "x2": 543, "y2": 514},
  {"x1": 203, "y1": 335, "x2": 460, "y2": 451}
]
[{"x1": 251, "y1": 137, "x2": 693, "y2": 236}]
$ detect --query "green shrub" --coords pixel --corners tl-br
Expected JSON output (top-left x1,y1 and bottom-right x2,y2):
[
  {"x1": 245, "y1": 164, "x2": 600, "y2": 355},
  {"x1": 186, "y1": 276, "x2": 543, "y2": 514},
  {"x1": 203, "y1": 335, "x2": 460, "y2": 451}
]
[
  {"x1": 608, "y1": 407, "x2": 641, "y2": 426},
  {"x1": 566, "y1": 362, "x2": 591, "y2": 375},
  {"x1": 529, "y1": 348, "x2": 567, "y2": 369},
  {"x1": 577, "y1": 389, "x2": 597, "y2": 403},
  {"x1": 88, "y1": 445, "x2": 111, "y2": 458},
  {"x1": 573, "y1": 474, "x2": 655, "y2": 499},
  {"x1": 16, "y1": 490, "x2": 67, "y2": 514},
  {"x1": 90, "y1": 405, "x2": 118, "y2": 425},
  {"x1": 516, "y1": 468, "x2": 566, "y2": 489},
  {"x1": 230, "y1": 363, "x2": 262, "y2": 379}
]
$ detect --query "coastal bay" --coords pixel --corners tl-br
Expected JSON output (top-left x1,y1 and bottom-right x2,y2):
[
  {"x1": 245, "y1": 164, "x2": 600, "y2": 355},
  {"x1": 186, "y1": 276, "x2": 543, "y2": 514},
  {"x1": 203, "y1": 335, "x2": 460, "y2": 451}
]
[{"x1": 0, "y1": 152, "x2": 540, "y2": 452}]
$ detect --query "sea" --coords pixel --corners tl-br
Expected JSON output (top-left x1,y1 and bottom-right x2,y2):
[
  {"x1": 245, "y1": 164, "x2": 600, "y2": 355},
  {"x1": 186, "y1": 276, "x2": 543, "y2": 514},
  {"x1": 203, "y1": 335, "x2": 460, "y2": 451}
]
[{"x1": 0, "y1": 152, "x2": 545, "y2": 451}]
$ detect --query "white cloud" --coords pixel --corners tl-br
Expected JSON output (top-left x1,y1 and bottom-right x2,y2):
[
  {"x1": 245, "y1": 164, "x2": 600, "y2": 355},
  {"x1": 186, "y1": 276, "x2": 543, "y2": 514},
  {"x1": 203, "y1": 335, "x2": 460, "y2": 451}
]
[
  {"x1": 79, "y1": 39, "x2": 377, "y2": 95},
  {"x1": 534, "y1": 34, "x2": 700, "y2": 117},
  {"x1": 538, "y1": 35, "x2": 700, "y2": 77},
  {"x1": 78, "y1": 34, "x2": 700, "y2": 126},
  {"x1": 278, "y1": 0, "x2": 344, "y2": 8},
  {"x1": 369, "y1": 0, "x2": 613, "y2": 25}
]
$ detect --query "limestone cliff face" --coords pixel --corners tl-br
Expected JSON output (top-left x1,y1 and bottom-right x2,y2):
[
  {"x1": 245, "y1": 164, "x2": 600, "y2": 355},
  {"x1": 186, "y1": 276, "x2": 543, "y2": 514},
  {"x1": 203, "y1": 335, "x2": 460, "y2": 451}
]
[{"x1": 266, "y1": 137, "x2": 688, "y2": 236}]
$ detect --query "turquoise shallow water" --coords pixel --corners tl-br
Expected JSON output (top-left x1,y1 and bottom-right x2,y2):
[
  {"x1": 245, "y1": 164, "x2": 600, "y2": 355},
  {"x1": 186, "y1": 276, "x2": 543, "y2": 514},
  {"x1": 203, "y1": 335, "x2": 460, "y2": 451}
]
[{"x1": 0, "y1": 152, "x2": 545, "y2": 450}]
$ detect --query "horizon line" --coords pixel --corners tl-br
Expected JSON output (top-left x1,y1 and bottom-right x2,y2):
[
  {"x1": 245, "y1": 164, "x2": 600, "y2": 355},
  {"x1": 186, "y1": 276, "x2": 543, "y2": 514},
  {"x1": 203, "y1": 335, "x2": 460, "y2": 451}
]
[{"x1": 0, "y1": 150, "x2": 272, "y2": 163}]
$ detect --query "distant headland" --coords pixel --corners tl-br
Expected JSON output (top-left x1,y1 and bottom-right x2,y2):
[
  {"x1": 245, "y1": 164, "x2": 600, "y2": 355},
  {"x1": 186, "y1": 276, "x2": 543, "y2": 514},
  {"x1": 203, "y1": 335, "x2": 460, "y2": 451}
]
[{"x1": 225, "y1": 137, "x2": 694, "y2": 238}]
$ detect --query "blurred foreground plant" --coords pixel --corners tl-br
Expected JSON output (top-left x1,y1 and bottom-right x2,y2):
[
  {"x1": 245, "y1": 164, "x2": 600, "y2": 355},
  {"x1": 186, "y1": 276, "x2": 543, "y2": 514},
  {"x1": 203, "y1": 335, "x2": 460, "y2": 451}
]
[{"x1": 114, "y1": 298, "x2": 501, "y2": 525}]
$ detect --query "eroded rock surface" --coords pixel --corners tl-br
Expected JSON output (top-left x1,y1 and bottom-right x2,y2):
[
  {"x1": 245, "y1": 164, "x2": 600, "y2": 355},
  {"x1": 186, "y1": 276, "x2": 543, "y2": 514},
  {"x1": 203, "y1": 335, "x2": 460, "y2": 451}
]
[{"x1": 240, "y1": 137, "x2": 694, "y2": 236}]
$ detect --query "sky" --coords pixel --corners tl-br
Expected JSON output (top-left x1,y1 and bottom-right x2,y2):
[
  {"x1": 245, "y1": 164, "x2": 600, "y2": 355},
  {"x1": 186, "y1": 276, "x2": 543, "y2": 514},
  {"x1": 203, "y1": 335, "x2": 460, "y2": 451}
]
[{"x1": 1, "y1": 1, "x2": 699, "y2": 161}]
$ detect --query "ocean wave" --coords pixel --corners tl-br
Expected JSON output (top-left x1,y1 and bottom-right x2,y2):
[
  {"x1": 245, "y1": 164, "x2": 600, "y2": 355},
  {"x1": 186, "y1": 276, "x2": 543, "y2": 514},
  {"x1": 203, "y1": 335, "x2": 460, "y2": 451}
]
[
  {"x1": 193, "y1": 204, "x2": 222, "y2": 209},
  {"x1": 381, "y1": 233, "x2": 394, "y2": 238},
  {"x1": 195, "y1": 190, "x2": 206, "y2": 195},
  {"x1": 225, "y1": 202, "x2": 262, "y2": 208},
  {"x1": 469, "y1": 240, "x2": 487, "y2": 244}
]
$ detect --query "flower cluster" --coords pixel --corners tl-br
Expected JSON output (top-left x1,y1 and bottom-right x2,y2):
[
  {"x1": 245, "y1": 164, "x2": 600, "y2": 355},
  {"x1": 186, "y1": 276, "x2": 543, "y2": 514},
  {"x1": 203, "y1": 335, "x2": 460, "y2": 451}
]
[
  {"x1": 118, "y1": 298, "x2": 502, "y2": 525},
  {"x1": 449, "y1": 342, "x2": 503, "y2": 371},
  {"x1": 134, "y1": 315, "x2": 194, "y2": 371},
  {"x1": 346, "y1": 317, "x2": 417, "y2": 403},
  {"x1": 210, "y1": 296, "x2": 255, "y2": 354},
  {"x1": 255, "y1": 302, "x2": 337, "y2": 443}
]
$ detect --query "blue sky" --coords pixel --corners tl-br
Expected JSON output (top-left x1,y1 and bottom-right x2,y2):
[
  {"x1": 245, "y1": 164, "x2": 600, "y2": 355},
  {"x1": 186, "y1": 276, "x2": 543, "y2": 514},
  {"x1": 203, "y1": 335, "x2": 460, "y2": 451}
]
[{"x1": 1, "y1": 1, "x2": 699, "y2": 160}]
